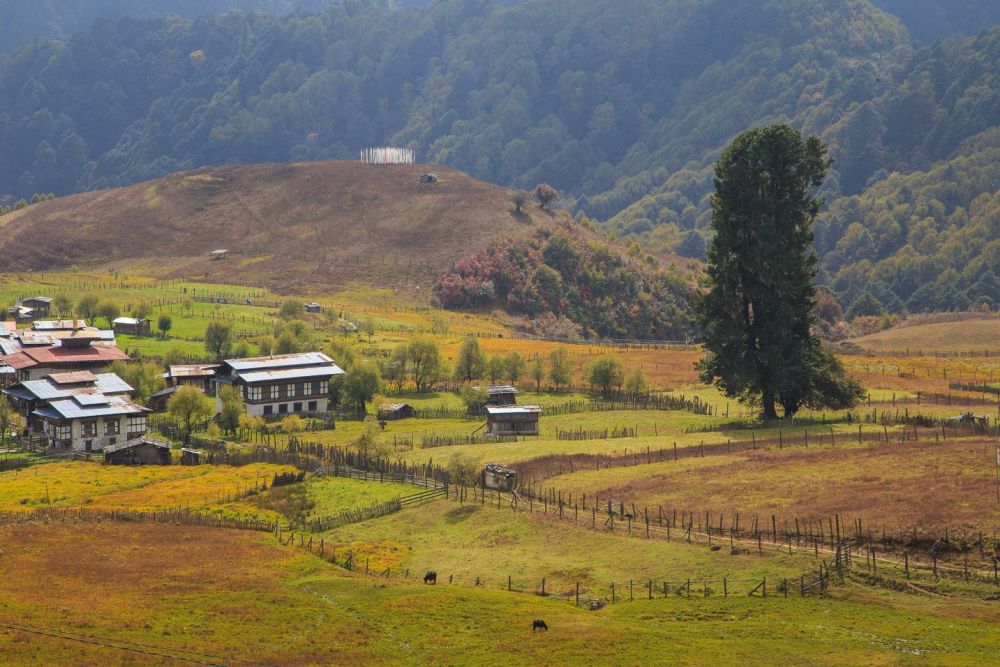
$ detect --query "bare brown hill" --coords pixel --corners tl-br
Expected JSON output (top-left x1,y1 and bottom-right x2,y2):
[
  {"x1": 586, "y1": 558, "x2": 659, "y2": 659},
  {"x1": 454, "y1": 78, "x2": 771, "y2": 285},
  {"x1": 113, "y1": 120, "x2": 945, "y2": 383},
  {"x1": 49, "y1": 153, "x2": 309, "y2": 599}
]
[{"x1": 0, "y1": 161, "x2": 548, "y2": 293}]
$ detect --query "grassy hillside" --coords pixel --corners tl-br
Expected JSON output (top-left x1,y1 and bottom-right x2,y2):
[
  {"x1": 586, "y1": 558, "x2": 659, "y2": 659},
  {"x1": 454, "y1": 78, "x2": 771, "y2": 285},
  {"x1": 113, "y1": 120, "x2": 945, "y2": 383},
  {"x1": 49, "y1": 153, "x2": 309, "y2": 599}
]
[
  {"x1": 852, "y1": 315, "x2": 1000, "y2": 353},
  {"x1": 0, "y1": 161, "x2": 547, "y2": 291}
]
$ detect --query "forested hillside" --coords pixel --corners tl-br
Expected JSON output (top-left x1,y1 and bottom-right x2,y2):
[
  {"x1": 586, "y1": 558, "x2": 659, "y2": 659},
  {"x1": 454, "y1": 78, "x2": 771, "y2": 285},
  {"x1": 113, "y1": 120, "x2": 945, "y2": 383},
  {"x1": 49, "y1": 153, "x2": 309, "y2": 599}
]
[
  {"x1": 870, "y1": 0, "x2": 1000, "y2": 43},
  {"x1": 0, "y1": 0, "x2": 337, "y2": 53},
  {"x1": 0, "y1": 0, "x2": 997, "y2": 312}
]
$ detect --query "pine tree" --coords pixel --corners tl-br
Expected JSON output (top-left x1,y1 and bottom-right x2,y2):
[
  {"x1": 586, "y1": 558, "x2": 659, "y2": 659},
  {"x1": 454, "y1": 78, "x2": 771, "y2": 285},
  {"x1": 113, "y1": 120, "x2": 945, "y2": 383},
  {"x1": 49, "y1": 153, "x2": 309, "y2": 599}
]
[{"x1": 698, "y1": 124, "x2": 861, "y2": 420}]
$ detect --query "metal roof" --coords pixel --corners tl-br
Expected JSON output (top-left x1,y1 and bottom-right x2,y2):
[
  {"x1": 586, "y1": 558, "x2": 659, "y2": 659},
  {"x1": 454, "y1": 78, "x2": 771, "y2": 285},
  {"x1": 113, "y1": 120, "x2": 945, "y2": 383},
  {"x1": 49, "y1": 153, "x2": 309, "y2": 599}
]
[
  {"x1": 48, "y1": 371, "x2": 97, "y2": 385},
  {"x1": 224, "y1": 351, "x2": 334, "y2": 371},
  {"x1": 10, "y1": 373, "x2": 134, "y2": 401},
  {"x1": 487, "y1": 384, "x2": 520, "y2": 394},
  {"x1": 103, "y1": 437, "x2": 171, "y2": 454},
  {"x1": 34, "y1": 394, "x2": 148, "y2": 420},
  {"x1": 167, "y1": 364, "x2": 219, "y2": 378},
  {"x1": 238, "y1": 364, "x2": 343, "y2": 384},
  {"x1": 32, "y1": 320, "x2": 88, "y2": 331},
  {"x1": 486, "y1": 405, "x2": 542, "y2": 415},
  {"x1": 112, "y1": 317, "x2": 144, "y2": 325}
]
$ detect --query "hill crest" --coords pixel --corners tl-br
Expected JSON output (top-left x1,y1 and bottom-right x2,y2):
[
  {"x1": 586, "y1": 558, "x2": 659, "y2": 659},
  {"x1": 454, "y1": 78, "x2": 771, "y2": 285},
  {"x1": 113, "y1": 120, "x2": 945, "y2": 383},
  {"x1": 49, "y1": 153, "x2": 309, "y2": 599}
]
[{"x1": 0, "y1": 161, "x2": 549, "y2": 293}]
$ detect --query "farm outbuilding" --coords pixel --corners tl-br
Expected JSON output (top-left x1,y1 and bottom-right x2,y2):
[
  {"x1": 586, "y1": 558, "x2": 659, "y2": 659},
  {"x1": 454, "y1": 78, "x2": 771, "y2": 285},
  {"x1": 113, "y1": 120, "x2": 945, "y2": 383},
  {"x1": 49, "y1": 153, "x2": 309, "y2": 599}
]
[
  {"x1": 210, "y1": 249, "x2": 230, "y2": 260},
  {"x1": 147, "y1": 385, "x2": 181, "y2": 413},
  {"x1": 180, "y1": 448, "x2": 203, "y2": 465},
  {"x1": 420, "y1": 173, "x2": 438, "y2": 183},
  {"x1": 486, "y1": 385, "x2": 519, "y2": 406},
  {"x1": 21, "y1": 297, "x2": 52, "y2": 317},
  {"x1": 378, "y1": 402, "x2": 414, "y2": 421},
  {"x1": 112, "y1": 317, "x2": 151, "y2": 336},
  {"x1": 482, "y1": 462, "x2": 517, "y2": 491},
  {"x1": 104, "y1": 437, "x2": 172, "y2": 465},
  {"x1": 486, "y1": 405, "x2": 541, "y2": 436},
  {"x1": 305, "y1": 302, "x2": 322, "y2": 313}
]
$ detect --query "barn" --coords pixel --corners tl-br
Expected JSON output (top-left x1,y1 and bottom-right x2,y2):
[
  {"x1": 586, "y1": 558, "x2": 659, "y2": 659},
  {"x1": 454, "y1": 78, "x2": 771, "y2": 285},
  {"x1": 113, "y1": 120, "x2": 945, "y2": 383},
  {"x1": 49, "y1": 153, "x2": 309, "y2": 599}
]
[{"x1": 103, "y1": 437, "x2": 172, "y2": 465}]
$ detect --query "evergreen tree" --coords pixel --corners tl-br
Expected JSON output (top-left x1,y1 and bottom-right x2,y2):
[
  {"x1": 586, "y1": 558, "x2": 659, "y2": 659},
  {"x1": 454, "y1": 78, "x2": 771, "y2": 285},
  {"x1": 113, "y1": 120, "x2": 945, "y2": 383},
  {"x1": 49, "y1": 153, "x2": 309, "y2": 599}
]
[{"x1": 697, "y1": 125, "x2": 861, "y2": 420}]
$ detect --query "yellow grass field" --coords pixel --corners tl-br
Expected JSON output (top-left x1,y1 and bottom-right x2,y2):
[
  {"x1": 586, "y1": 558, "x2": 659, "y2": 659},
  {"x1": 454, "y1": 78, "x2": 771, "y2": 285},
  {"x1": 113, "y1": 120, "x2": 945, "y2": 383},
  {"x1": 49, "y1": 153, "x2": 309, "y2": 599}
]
[{"x1": 853, "y1": 316, "x2": 1000, "y2": 354}]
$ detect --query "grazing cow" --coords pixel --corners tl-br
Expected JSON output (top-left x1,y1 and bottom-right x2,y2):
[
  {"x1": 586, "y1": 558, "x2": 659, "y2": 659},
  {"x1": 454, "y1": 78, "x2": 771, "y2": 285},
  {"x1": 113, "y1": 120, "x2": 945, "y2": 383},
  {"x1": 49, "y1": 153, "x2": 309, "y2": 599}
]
[
  {"x1": 423, "y1": 571, "x2": 437, "y2": 585},
  {"x1": 532, "y1": 619, "x2": 548, "y2": 632}
]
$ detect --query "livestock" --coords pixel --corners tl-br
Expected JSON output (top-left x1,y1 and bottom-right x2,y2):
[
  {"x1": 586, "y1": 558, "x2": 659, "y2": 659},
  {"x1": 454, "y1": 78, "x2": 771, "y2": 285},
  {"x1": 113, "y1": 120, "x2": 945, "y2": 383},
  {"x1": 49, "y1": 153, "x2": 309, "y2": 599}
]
[
  {"x1": 532, "y1": 619, "x2": 548, "y2": 632},
  {"x1": 424, "y1": 571, "x2": 437, "y2": 585}
]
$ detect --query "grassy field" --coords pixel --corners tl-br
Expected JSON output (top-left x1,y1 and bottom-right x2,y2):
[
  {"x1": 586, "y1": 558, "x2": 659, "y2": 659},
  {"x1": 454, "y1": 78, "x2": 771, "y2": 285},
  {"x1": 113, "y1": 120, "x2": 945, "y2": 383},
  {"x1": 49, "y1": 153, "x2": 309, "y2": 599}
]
[
  {"x1": 853, "y1": 315, "x2": 1000, "y2": 353},
  {"x1": 3, "y1": 516, "x2": 1000, "y2": 665},
  {"x1": 0, "y1": 461, "x2": 292, "y2": 511},
  {"x1": 537, "y1": 437, "x2": 1000, "y2": 533}
]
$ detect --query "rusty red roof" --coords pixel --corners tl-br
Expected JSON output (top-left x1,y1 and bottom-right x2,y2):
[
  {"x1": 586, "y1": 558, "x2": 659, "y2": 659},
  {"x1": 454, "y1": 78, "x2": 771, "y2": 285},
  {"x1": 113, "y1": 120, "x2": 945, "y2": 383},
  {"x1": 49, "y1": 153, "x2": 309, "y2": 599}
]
[{"x1": 0, "y1": 344, "x2": 128, "y2": 369}]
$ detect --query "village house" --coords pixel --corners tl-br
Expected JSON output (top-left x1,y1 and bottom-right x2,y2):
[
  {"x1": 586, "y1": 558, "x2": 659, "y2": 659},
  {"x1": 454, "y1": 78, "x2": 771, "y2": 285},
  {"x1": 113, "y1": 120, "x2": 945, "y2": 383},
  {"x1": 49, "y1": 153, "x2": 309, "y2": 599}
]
[
  {"x1": 112, "y1": 316, "x2": 151, "y2": 336},
  {"x1": 3, "y1": 371, "x2": 149, "y2": 452},
  {"x1": 211, "y1": 352, "x2": 344, "y2": 418},
  {"x1": 164, "y1": 364, "x2": 220, "y2": 395},
  {"x1": 0, "y1": 322, "x2": 128, "y2": 381}
]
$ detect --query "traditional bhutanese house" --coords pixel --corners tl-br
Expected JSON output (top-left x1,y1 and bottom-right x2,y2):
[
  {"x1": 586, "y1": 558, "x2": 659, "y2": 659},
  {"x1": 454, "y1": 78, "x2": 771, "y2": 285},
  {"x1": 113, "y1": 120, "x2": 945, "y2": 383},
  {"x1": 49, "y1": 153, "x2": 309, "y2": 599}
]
[
  {"x1": 486, "y1": 385, "x2": 519, "y2": 406},
  {"x1": 21, "y1": 297, "x2": 52, "y2": 317},
  {"x1": 104, "y1": 437, "x2": 172, "y2": 465},
  {"x1": 0, "y1": 329, "x2": 129, "y2": 381},
  {"x1": 485, "y1": 404, "x2": 541, "y2": 436},
  {"x1": 112, "y1": 317, "x2": 151, "y2": 336},
  {"x1": 378, "y1": 402, "x2": 414, "y2": 421},
  {"x1": 212, "y1": 352, "x2": 344, "y2": 418},
  {"x1": 164, "y1": 364, "x2": 219, "y2": 395},
  {"x1": 3, "y1": 371, "x2": 149, "y2": 452},
  {"x1": 180, "y1": 448, "x2": 203, "y2": 466},
  {"x1": 482, "y1": 462, "x2": 517, "y2": 491},
  {"x1": 147, "y1": 384, "x2": 182, "y2": 413}
]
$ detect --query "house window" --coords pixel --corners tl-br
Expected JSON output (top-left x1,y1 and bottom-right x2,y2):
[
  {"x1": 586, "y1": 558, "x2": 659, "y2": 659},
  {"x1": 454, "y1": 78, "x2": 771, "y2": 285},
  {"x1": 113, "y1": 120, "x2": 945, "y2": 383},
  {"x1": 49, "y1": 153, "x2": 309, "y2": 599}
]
[
  {"x1": 52, "y1": 423, "x2": 71, "y2": 443},
  {"x1": 308, "y1": 401, "x2": 317, "y2": 412},
  {"x1": 293, "y1": 402, "x2": 302, "y2": 413},
  {"x1": 104, "y1": 418, "x2": 120, "y2": 435},
  {"x1": 81, "y1": 420, "x2": 97, "y2": 437},
  {"x1": 278, "y1": 403, "x2": 288, "y2": 414},
  {"x1": 318, "y1": 380, "x2": 329, "y2": 395},
  {"x1": 295, "y1": 382, "x2": 306, "y2": 397},
  {"x1": 127, "y1": 416, "x2": 147, "y2": 437},
  {"x1": 246, "y1": 385, "x2": 262, "y2": 400},
  {"x1": 263, "y1": 405, "x2": 273, "y2": 416},
  {"x1": 85, "y1": 440, "x2": 93, "y2": 451}
]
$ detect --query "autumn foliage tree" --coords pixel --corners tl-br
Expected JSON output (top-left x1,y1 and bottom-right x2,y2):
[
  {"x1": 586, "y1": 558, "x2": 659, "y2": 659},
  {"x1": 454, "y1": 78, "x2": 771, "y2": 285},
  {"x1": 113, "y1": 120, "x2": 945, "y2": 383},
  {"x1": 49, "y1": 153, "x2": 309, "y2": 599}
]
[{"x1": 534, "y1": 183, "x2": 558, "y2": 209}]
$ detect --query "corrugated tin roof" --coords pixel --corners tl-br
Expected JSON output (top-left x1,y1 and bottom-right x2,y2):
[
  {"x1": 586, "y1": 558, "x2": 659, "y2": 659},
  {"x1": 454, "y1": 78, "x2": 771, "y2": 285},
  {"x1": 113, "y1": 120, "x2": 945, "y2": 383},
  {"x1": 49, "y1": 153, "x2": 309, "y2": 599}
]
[
  {"x1": 238, "y1": 364, "x2": 343, "y2": 384},
  {"x1": 486, "y1": 405, "x2": 542, "y2": 415},
  {"x1": 225, "y1": 351, "x2": 334, "y2": 371},
  {"x1": 168, "y1": 364, "x2": 219, "y2": 378},
  {"x1": 48, "y1": 371, "x2": 97, "y2": 385},
  {"x1": 487, "y1": 384, "x2": 520, "y2": 394},
  {"x1": 10, "y1": 373, "x2": 133, "y2": 401},
  {"x1": 0, "y1": 339, "x2": 21, "y2": 355},
  {"x1": 32, "y1": 320, "x2": 88, "y2": 331},
  {"x1": 103, "y1": 437, "x2": 171, "y2": 454},
  {"x1": 35, "y1": 394, "x2": 148, "y2": 420},
  {"x1": 112, "y1": 317, "x2": 143, "y2": 325}
]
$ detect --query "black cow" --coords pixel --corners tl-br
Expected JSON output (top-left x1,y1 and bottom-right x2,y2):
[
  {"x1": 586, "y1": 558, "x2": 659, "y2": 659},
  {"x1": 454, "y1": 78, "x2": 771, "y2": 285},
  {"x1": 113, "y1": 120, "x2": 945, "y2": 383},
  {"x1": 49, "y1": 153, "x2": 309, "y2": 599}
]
[
  {"x1": 532, "y1": 619, "x2": 548, "y2": 632},
  {"x1": 423, "y1": 571, "x2": 437, "y2": 585}
]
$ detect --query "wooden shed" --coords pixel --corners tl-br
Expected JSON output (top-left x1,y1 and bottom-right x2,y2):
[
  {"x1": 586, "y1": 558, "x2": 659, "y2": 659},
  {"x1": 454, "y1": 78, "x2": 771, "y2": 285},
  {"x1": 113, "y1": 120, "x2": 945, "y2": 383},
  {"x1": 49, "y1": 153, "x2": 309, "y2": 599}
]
[
  {"x1": 482, "y1": 462, "x2": 517, "y2": 491},
  {"x1": 104, "y1": 437, "x2": 172, "y2": 465},
  {"x1": 486, "y1": 405, "x2": 541, "y2": 436},
  {"x1": 210, "y1": 249, "x2": 230, "y2": 260},
  {"x1": 112, "y1": 317, "x2": 151, "y2": 336},
  {"x1": 305, "y1": 302, "x2": 322, "y2": 313},
  {"x1": 180, "y1": 448, "x2": 203, "y2": 466},
  {"x1": 148, "y1": 385, "x2": 181, "y2": 413},
  {"x1": 486, "y1": 385, "x2": 519, "y2": 406},
  {"x1": 22, "y1": 297, "x2": 52, "y2": 317},
  {"x1": 378, "y1": 402, "x2": 414, "y2": 421}
]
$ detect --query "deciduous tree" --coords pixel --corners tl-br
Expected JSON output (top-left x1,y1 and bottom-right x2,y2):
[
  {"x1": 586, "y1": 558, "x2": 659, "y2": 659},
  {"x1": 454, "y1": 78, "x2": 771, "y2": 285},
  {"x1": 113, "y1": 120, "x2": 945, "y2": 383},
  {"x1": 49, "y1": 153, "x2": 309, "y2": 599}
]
[{"x1": 167, "y1": 385, "x2": 215, "y2": 445}]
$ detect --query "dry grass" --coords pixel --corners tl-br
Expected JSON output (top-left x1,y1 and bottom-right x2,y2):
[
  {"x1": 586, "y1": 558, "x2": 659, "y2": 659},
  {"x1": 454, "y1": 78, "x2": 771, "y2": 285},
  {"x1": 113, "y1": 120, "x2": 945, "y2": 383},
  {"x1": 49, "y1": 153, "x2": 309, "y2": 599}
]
[
  {"x1": 853, "y1": 315, "x2": 1000, "y2": 353},
  {"x1": 540, "y1": 437, "x2": 1000, "y2": 532},
  {"x1": 0, "y1": 161, "x2": 551, "y2": 293}
]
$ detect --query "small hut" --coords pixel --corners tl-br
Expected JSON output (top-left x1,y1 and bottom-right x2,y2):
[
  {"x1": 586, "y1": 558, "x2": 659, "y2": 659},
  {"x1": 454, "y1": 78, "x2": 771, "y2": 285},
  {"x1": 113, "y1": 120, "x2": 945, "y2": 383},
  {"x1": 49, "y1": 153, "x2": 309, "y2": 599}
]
[
  {"x1": 419, "y1": 173, "x2": 438, "y2": 184},
  {"x1": 22, "y1": 297, "x2": 52, "y2": 317},
  {"x1": 378, "y1": 402, "x2": 414, "y2": 421},
  {"x1": 112, "y1": 317, "x2": 151, "y2": 336},
  {"x1": 486, "y1": 405, "x2": 541, "y2": 436},
  {"x1": 210, "y1": 249, "x2": 230, "y2": 261},
  {"x1": 180, "y1": 448, "x2": 203, "y2": 466},
  {"x1": 148, "y1": 385, "x2": 181, "y2": 413},
  {"x1": 482, "y1": 462, "x2": 517, "y2": 491},
  {"x1": 305, "y1": 302, "x2": 322, "y2": 313},
  {"x1": 104, "y1": 437, "x2": 172, "y2": 465},
  {"x1": 486, "y1": 385, "x2": 519, "y2": 407}
]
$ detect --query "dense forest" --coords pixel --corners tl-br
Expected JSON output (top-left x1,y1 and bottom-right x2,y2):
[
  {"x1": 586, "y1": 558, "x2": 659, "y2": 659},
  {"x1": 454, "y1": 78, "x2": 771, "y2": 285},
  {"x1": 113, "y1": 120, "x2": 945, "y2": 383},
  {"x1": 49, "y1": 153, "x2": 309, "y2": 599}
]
[
  {"x1": 434, "y1": 223, "x2": 697, "y2": 340},
  {"x1": 0, "y1": 0, "x2": 997, "y2": 311}
]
